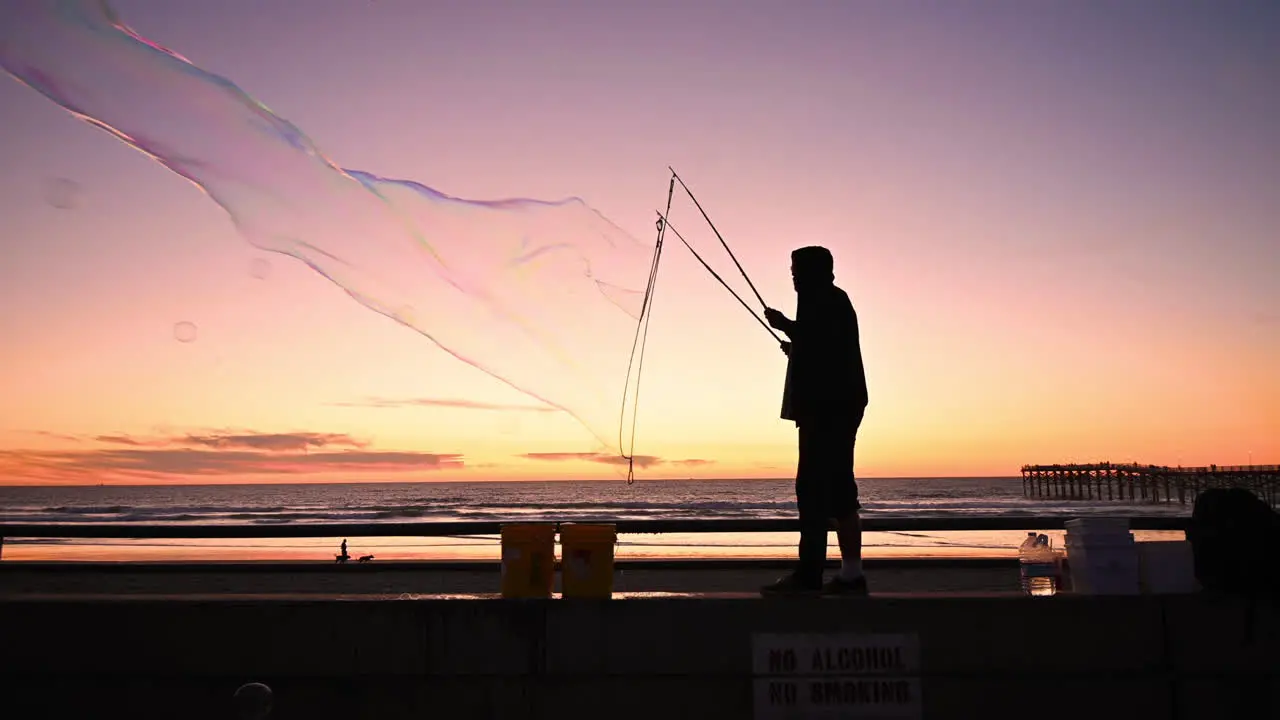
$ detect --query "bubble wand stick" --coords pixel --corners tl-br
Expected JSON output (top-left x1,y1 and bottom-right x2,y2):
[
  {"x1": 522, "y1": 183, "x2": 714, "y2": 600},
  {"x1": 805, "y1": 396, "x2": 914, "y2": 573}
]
[{"x1": 668, "y1": 167, "x2": 772, "y2": 314}]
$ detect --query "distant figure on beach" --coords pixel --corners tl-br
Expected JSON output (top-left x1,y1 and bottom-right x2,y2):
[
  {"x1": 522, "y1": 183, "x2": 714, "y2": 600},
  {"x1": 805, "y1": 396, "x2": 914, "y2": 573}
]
[
  {"x1": 761, "y1": 246, "x2": 870, "y2": 596},
  {"x1": 336, "y1": 538, "x2": 350, "y2": 564}
]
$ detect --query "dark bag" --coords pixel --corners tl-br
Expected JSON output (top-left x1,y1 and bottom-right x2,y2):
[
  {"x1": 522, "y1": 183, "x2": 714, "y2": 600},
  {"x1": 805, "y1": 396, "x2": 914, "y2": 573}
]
[{"x1": 1187, "y1": 488, "x2": 1280, "y2": 594}]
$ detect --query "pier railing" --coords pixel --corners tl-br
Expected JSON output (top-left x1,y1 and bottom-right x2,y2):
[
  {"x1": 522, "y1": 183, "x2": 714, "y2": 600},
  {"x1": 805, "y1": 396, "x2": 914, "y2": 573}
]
[
  {"x1": 1021, "y1": 462, "x2": 1279, "y2": 506},
  {"x1": 1021, "y1": 463, "x2": 1280, "y2": 473},
  {"x1": 0, "y1": 516, "x2": 1191, "y2": 559}
]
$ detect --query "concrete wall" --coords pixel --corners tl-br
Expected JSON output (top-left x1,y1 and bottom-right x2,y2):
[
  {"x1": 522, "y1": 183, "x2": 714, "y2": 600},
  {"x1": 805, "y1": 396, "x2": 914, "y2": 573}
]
[{"x1": 0, "y1": 595, "x2": 1274, "y2": 720}]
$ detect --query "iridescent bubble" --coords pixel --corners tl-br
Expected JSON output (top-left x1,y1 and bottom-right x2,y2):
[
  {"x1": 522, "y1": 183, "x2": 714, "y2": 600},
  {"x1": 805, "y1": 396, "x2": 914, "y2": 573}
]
[
  {"x1": 232, "y1": 683, "x2": 273, "y2": 720},
  {"x1": 249, "y1": 258, "x2": 271, "y2": 279},
  {"x1": 44, "y1": 177, "x2": 80, "y2": 209},
  {"x1": 0, "y1": 2, "x2": 653, "y2": 456},
  {"x1": 173, "y1": 321, "x2": 198, "y2": 343}
]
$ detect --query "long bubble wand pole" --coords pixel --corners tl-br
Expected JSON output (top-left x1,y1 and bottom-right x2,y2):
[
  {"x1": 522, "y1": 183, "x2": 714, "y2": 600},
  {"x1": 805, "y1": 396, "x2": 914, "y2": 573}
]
[
  {"x1": 618, "y1": 173, "x2": 675, "y2": 484},
  {"x1": 668, "y1": 167, "x2": 771, "y2": 312},
  {"x1": 656, "y1": 210, "x2": 783, "y2": 345}
]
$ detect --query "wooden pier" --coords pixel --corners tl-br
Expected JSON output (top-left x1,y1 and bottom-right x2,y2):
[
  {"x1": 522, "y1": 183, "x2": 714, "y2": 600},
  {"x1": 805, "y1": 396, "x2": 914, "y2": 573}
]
[{"x1": 1021, "y1": 463, "x2": 1279, "y2": 507}]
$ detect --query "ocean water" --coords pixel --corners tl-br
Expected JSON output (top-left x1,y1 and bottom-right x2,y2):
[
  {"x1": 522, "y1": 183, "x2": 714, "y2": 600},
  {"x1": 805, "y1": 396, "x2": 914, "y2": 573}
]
[{"x1": 0, "y1": 478, "x2": 1189, "y2": 561}]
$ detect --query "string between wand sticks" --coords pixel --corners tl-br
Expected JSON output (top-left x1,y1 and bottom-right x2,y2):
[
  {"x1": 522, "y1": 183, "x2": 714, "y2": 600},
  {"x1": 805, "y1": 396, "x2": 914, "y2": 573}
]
[{"x1": 618, "y1": 175, "x2": 675, "y2": 484}]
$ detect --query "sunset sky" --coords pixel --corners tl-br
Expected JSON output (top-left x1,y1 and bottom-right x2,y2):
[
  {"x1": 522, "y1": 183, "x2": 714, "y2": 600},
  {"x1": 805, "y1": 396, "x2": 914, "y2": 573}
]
[{"x1": 0, "y1": 0, "x2": 1276, "y2": 486}]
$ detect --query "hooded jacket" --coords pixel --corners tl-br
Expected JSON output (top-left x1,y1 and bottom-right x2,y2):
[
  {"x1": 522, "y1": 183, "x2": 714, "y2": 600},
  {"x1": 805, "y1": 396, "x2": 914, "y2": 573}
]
[{"x1": 780, "y1": 284, "x2": 869, "y2": 427}]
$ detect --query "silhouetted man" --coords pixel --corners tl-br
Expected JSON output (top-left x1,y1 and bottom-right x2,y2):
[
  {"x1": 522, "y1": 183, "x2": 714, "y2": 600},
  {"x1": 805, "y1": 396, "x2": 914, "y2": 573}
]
[{"x1": 762, "y1": 246, "x2": 869, "y2": 596}]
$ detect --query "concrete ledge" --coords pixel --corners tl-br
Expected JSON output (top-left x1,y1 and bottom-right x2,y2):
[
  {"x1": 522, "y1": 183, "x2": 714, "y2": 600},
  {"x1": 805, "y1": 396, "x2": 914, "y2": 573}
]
[
  {"x1": 1163, "y1": 593, "x2": 1279, "y2": 674},
  {"x1": 0, "y1": 594, "x2": 1276, "y2": 720},
  {"x1": 0, "y1": 674, "x2": 1189, "y2": 720},
  {"x1": 543, "y1": 595, "x2": 1167, "y2": 676},
  {"x1": 0, "y1": 562, "x2": 1021, "y2": 596},
  {"x1": 0, "y1": 557, "x2": 1019, "y2": 572}
]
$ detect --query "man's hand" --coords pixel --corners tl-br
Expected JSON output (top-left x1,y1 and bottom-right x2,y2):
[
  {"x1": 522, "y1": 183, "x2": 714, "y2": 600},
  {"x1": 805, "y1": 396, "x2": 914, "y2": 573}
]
[
  {"x1": 780, "y1": 341, "x2": 792, "y2": 356},
  {"x1": 764, "y1": 307, "x2": 789, "y2": 330}
]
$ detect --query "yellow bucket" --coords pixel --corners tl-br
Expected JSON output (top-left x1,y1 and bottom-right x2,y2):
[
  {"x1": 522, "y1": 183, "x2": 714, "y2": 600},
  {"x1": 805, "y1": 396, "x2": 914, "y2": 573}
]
[
  {"x1": 500, "y1": 523, "x2": 556, "y2": 598},
  {"x1": 560, "y1": 523, "x2": 618, "y2": 598}
]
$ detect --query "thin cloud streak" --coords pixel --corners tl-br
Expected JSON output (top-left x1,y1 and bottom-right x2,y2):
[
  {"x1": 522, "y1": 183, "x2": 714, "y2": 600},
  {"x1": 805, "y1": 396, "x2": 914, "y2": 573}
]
[
  {"x1": 16, "y1": 430, "x2": 84, "y2": 442},
  {"x1": 0, "y1": 447, "x2": 462, "y2": 483},
  {"x1": 93, "y1": 434, "x2": 147, "y2": 446},
  {"x1": 1, "y1": 429, "x2": 461, "y2": 483},
  {"x1": 180, "y1": 432, "x2": 366, "y2": 451},
  {"x1": 330, "y1": 397, "x2": 557, "y2": 412},
  {"x1": 90, "y1": 430, "x2": 369, "y2": 451},
  {"x1": 519, "y1": 452, "x2": 712, "y2": 469}
]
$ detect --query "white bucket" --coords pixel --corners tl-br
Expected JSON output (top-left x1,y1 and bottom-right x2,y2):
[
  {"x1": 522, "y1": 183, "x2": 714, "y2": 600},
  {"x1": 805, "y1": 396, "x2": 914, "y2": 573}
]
[
  {"x1": 1064, "y1": 518, "x2": 1132, "y2": 535},
  {"x1": 1065, "y1": 517, "x2": 1133, "y2": 543},
  {"x1": 1137, "y1": 541, "x2": 1198, "y2": 594},
  {"x1": 1065, "y1": 539, "x2": 1141, "y2": 595},
  {"x1": 1065, "y1": 533, "x2": 1135, "y2": 546},
  {"x1": 1065, "y1": 518, "x2": 1135, "y2": 548}
]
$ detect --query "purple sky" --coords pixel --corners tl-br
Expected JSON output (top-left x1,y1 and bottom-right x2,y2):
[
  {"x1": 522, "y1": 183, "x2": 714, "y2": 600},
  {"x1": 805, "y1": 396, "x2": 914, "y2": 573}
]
[{"x1": 1, "y1": 0, "x2": 1276, "y2": 483}]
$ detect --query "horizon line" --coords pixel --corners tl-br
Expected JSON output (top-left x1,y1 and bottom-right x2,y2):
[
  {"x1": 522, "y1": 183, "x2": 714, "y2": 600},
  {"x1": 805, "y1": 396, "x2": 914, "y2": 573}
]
[{"x1": 0, "y1": 475, "x2": 1024, "y2": 489}]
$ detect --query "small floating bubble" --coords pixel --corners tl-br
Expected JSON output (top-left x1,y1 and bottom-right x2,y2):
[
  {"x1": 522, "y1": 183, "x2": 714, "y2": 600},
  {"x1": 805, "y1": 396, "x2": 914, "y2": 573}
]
[
  {"x1": 232, "y1": 683, "x2": 273, "y2": 720},
  {"x1": 249, "y1": 258, "x2": 271, "y2": 279},
  {"x1": 173, "y1": 321, "x2": 198, "y2": 343},
  {"x1": 44, "y1": 177, "x2": 81, "y2": 209}
]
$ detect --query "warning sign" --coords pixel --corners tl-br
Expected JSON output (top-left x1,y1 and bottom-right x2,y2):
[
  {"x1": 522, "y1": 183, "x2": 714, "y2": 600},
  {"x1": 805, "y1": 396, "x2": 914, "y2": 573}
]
[
  {"x1": 752, "y1": 633, "x2": 922, "y2": 720},
  {"x1": 753, "y1": 633, "x2": 921, "y2": 676},
  {"x1": 752, "y1": 677, "x2": 921, "y2": 719}
]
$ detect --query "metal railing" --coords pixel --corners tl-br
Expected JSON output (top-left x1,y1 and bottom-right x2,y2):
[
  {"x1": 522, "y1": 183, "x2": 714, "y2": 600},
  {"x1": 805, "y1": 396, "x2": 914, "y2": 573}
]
[{"x1": 0, "y1": 515, "x2": 1191, "y2": 559}]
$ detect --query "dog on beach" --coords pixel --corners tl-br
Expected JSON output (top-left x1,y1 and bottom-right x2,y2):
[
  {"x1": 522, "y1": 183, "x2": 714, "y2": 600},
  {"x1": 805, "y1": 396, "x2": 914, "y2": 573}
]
[{"x1": 357, "y1": 554, "x2": 375, "y2": 563}]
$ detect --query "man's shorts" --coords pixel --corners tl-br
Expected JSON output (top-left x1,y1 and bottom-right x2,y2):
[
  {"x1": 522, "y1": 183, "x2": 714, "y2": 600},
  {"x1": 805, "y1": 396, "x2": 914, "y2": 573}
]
[{"x1": 795, "y1": 411, "x2": 865, "y2": 518}]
